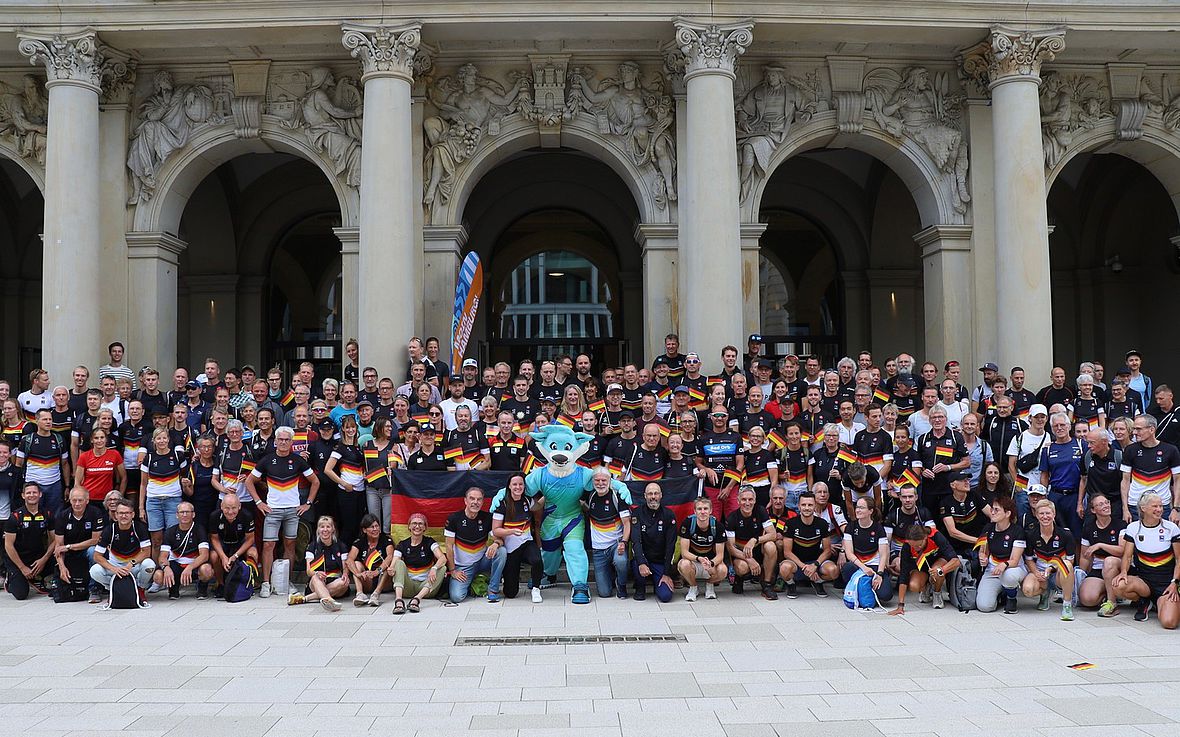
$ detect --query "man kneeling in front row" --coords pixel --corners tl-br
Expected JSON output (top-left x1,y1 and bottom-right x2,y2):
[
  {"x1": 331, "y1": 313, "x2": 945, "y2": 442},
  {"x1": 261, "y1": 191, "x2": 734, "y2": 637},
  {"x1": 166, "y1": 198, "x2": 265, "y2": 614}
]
[
  {"x1": 677, "y1": 496, "x2": 726, "y2": 601},
  {"x1": 208, "y1": 493, "x2": 258, "y2": 596},
  {"x1": 153, "y1": 501, "x2": 215, "y2": 600},
  {"x1": 90, "y1": 500, "x2": 156, "y2": 592},
  {"x1": 778, "y1": 492, "x2": 840, "y2": 598}
]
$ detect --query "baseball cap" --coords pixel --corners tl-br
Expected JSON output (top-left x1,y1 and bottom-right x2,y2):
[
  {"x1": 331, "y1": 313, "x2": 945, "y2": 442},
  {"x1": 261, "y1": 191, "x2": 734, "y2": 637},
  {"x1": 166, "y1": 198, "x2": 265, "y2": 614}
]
[
  {"x1": 450, "y1": 373, "x2": 463, "y2": 381},
  {"x1": 947, "y1": 470, "x2": 970, "y2": 483},
  {"x1": 757, "y1": 359, "x2": 773, "y2": 370},
  {"x1": 356, "y1": 399, "x2": 373, "y2": 409},
  {"x1": 652, "y1": 356, "x2": 670, "y2": 368},
  {"x1": 419, "y1": 422, "x2": 435, "y2": 432},
  {"x1": 462, "y1": 358, "x2": 479, "y2": 369},
  {"x1": 896, "y1": 374, "x2": 916, "y2": 388},
  {"x1": 317, "y1": 418, "x2": 336, "y2": 430},
  {"x1": 944, "y1": 360, "x2": 960, "y2": 371},
  {"x1": 185, "y1": 380, "x2": 201, "y2": 390},
  {"x1": 607, "y1": 383, "x2": 623, "y2": 393},
  {"x1": 1027, "y1": 483, "x2": 1048, "y2": 497},
  {"x1": 783, "y1": 353, "x2": 799, "y2": 361},
  {"x1": 618, "y1": 410, "x2": 634, "y2": 420},
  {"x1": 1125, "y1": 349, "x2": 1142, "y2": 360},
  {"x1": 978, "y1": 362, "x2": 999, "y2": 372},
  {"x1": 673, "y1": 385, "x2": 690, "y2": 394},
  {"x1": 748, "y1": 333, "x2": 763, "y2": 344},
  {"x1": 1028, "y1": 403, "x2": 1048, "y2": 417}
]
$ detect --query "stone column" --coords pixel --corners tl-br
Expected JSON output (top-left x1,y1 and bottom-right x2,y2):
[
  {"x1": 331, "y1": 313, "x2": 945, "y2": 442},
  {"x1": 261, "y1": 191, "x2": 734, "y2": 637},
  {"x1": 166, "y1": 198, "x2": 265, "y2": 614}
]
[
  {"x1": 740, "y1": 223, "x2": 767, "y2": 341},
  {"x1": 422, "y1": 225, "x2": 467, "y2": 359},
  {"x1": 962, "y1": 25, "x2": 1065, "y2": 383},
  {"x1": 126, "y1": 233, "x2": 186, "y2": 376},
  {"x1": 19, "y1": 30, "x2": 132, "y2": 383},
  {"x1": 962, "y1": 96, "x2": 998, "y2": 368},
  {"x1": 673, "y1": 18, "x2": 753, "y2": 371},
  {"x1": 334, "y1": 226, "x2": 360, "y2": 369},
  {"x1": 236, "y1": 276, "x2": 266, "y2": 371},
  {"x1": 341, "y1": 22, "x2": 427, "y2": 377},
  {"x1": 636, "y1": 224, "x2": 679, "y2": 363},
  {"x1": 914, "y1": 225, "x2": 974, "y2": 371}
]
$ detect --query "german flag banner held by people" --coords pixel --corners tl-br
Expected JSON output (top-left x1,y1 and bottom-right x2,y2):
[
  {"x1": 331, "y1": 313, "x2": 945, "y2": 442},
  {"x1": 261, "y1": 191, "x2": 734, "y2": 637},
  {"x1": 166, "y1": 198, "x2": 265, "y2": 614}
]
[
  {"x1": 390, "y1": 470, "x2": 515, "y2": 541},
  {"x1": 623, "y1": 475, "x2": 702, "y2": 525}
]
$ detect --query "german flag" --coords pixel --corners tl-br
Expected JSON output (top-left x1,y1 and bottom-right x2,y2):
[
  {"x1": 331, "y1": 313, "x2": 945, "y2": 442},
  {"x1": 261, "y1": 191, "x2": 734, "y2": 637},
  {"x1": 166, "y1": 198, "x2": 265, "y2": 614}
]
[
  {"x1": 899, "y1": 467, "x2": 921, "y2": 489},
  {"x1": 935, "y1": 445, "x2": 954, "y2": 460},
  {"x1": 411, "y1": 411, "x2": 430, "y2": 425},
  {"x1": 455, "y1": 448, "x2": 483, "y2": 467},
  {"x1": 873, "y1": 387, "x2": 891, "y2": 404},
  {"x1": 1135, "y1": 548, "x2": 1176, "y2": 569},
  {"x1": 1034, "y1": 550, "x2": 1071, "y2": 577},
  {"x1": 389, "y1": 469, "x2": 515, "y2": 539},
  {"x1": 973, "y1": 536, "x2": 986, "y2": 550},
  {"x1": 836, "y1": 447, "x2": 858, "y2": 465},
  {"x1": 688, "y1": 387, "x2": 706, "y2": 410},
  {"x1": 1013, "y1": 474, "x2": 1029, "y2": 491},
  {"x1": 443, "y1": 446, "x2": 463, "y2": 461},
  {"x1": 239, "y1": 457, "x2": 257, "y2": 475},
  {"x1": 653, "y1": 385, "x2": 672, "y2": 402},
  {"x1": 859, "y1": 452, "x2": 885, "y2": 469},
  {"x1": 811, "y1": 428, "x2": 826, "y2": 445},
  {"x1": 555, "y1": 413, "x2": 577, "y2": 429},
  {"x1": 707, "y1": 376, "x2": 725, "y2": 388},
  {"x1": 653, "y1": 421, "x2": 671, "y2": 439},
  {"x1": 280, "y1": 389, "x2": 296, "y2": 410},
  {"x1": 363, "y1": 548, "x2": 384, "y2": 571},
  {"x1": 766, "y1": 429, "x2": 787, "y2": 450},
  {"x1": 723, "y1": 468, "x2": 743, "y2": 485},
  {"x1": 588, "y1": 399, "x2": 606, "y2": 414},
  {"x1": 522, "y1": 454, "x2": 546, "y2": 474},
  {"x1": 913, "y1": 537, "x2": 939, "y2": 571},
  {"x1": 623, "y1": 476, "x2": 700, "y2": 525},
  {"x1": 365, "y1": 466, "x2": 388, "y2": 484},
  {"x1": 607, "y1": 458, "x2": 627, "y2": 478}
]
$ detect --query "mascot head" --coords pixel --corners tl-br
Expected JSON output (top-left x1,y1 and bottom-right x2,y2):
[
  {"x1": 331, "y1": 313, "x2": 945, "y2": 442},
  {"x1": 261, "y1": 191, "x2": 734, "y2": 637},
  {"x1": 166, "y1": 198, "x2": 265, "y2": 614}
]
[{"x1": 530, "y1": 425, "x2": 594, "y2": 478}]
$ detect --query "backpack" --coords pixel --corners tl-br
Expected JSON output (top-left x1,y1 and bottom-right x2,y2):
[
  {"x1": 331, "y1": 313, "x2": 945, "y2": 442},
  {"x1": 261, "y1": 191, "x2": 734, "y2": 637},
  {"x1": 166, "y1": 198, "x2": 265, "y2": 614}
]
[
  {"x1": 53, "y1": 556, "x2": 90, "y2": 604},
  {"x1": 689, "y1": 515, "x2": 717, "y2": 540},
  {"x1": 842, "y1": 569, "x2": 879, "y2": 610},
  {"x1": 947, "y1": 556, "x2": 977, "y2": 612},
  {"x1": 106, "y1": 573, "x2": 149, "y2": 610},
  {"x1": 224, "y1": 559, "x2": 257, "y2": 603}
]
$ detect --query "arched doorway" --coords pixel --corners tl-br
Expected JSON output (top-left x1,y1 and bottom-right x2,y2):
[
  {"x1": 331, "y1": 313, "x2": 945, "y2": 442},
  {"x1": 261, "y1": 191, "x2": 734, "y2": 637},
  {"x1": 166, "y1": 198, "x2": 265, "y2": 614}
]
[
  {"x1": 461, "y1": 150, "x2": 642, "y2": 370},
  {"x1": 757, "y1": 148, "x2": 925, "y2": 367},
  {"x1": 0, "y1": 157, "x2": 44, "y2": 381},
  {"x1": 1048, "y1": 151, "x2": 1180, "y2": 369},
  {"x1": 176, "y1": 152, "x2": 342, "y2": 376}
]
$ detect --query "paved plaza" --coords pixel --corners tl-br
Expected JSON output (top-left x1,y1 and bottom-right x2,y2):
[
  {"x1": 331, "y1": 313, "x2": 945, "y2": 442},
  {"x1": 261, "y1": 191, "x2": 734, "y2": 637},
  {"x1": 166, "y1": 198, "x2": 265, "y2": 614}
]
[{"x1": 1, "y1": 588, "x2": 1178, "y2": 737}]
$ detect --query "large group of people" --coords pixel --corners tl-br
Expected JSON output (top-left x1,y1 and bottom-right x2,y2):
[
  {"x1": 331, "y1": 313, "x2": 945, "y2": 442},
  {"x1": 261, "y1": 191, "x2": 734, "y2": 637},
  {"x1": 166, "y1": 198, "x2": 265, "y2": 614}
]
[{"x1": 2, "y1": 336, "x2": 1178, "y2": 627}]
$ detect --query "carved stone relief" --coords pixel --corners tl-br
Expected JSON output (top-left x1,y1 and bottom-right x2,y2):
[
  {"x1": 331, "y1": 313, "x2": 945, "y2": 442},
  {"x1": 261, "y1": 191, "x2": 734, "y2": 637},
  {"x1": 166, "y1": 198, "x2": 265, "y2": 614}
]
[
  {"x1": 420, "y1": 58, "x2": 677, "y2": 223},
  {"x1": 864, "y1": 66, "x2": 970, "y2": 213},
  {"x1": 734, "y1": 65, "x2": 827, "y2": 202},
  {"x1": 0, "y1": 75, "x2": 47, "y2": 165},
  {"x1": 1039, "y1": 72, "x2": 1112, "y2": 170},
  {"x1": 278, "y1": 67, "x2": 363, "y2": 187}
]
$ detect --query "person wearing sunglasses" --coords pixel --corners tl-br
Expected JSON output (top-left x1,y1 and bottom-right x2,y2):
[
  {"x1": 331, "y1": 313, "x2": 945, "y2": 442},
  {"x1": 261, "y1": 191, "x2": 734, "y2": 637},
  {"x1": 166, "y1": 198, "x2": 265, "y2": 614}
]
[{"x1": 697, "y1": 405, "x2": 744, "y2": 518}]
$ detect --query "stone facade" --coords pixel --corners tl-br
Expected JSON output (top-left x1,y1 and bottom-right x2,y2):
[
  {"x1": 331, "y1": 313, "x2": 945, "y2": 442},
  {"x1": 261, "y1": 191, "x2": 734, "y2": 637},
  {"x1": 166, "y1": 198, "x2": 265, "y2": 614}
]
[{"x1": 2, "y1": 3, "x2": 1180, "y2": 383}]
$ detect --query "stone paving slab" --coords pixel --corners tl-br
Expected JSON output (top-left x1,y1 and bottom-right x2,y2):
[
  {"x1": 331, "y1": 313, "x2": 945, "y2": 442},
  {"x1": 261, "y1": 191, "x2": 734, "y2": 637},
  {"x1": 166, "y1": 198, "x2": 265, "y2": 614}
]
[{"x1": 0, "y1": 589, "x2": 1176, "y2": 736}]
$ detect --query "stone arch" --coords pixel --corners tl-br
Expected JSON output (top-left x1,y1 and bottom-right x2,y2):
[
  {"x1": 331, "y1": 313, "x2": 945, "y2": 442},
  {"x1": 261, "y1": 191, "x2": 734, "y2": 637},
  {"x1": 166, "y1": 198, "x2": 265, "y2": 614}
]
[
  {"x1": 132, "y1": 121, "x2": 359, "y2": 235},
  {"x1": 434, "y1": 115, "x2": 667, "y2": 227},
  {"x1": 0, "y1": 143, "x2": 44, "y2": 194},
  {"x1": 744, "y1": 112, "x2": 962, "y2": 227},
  {"x1": 1045, "y1": 119, "x2": 1180, "y2": 224}
]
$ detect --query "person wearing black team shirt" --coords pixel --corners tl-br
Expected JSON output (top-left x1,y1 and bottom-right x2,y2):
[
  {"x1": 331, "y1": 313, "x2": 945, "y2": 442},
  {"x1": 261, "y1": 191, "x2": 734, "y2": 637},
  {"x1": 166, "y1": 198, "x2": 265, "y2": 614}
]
[
  {"x1": 500, "y1": 376, "x2": 539, "y2": 431},
  {"x1": 887, "y1": 524, "x2": 960, "y2": 614},
  {"x1": 153, "y1": 500, "x2": 213, "y2": 600},
  {"x1": 90, "y1": 499, "x2": 156, "y2": 592},
  {"x1": 779, "y1": 492, "x2": 839, "y2": 598},
  {"x1": 1007, "y1": 368, "x2": 1037, "y2": 417},
  {"x1": 4, "y1": 484, "x2": 54, "y2": 599},
  {"x1": 52, "y1": 487, "x2": 102, "y2": 602},
  {"x1": 916, "y1": 405, "x2": 969, "y2": 512},
  {"x1": 1022, "y1": 498, "x2": 1077, "y2": 621},
  {"x1": 584, "y1": 467, "x2": 632, "y2": 599},
  {"x1": 725, "y1": 486, "x2": 779, "y2": 599},
  {"x1": 697, "y1": 405, "x2": 744, "y2": 518},
  {"x1": 1037, "y1": 367, "x2": 1076, "y2": 412},
  {"x1": 444, "y1": 487, "x2": 505, "y2": 603},
  {"x1": 208, "y1": 492, "x2": 257, "y2": 592},
  {"x1": 390, "y1": 512, "x2": 446, "y2": 613},
  {"x1": 486, "y1": 411, "x2": 526, "y2": 472},
  {"x1": 1076, "y1": 494, "x2": 1124, "y2": 616},
  {"x1": 885, "y1": 485, "x2": 934, "y2": 575},
  {"x1": 632, "y1": 482, "x2": 677, "y2": 602},
  {"x1": 841, "y1": 496, "x2": 893, "y2": 602},
  {"x1": 491, "y1": 473, "x2": 544, "y2": 603},
  {"x1": 297, "y1": 516, "x2": 351, "y2": 612},
  {"x1": 677, "y1": 496, "x2": 726, "y2": 602},
  {"x1": 940, "y1": 471, "x2": 987, "y2": 557},
  {"x1": 975, "y1": 496, "x2": 1027, "y2": 613},
  {"x1": 346, "y1": 513, "x2": 394, "y2": 607}
]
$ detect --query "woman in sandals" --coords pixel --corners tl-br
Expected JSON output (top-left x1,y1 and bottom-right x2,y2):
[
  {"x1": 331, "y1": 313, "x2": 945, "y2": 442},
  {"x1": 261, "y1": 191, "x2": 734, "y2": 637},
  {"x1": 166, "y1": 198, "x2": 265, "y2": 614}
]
[
  {"x1": 391, "y1": 512, "x2": 446, "y2": 613},
  {"x1": 295, "y1": 516, "x2": 351, "y2": 611},
  {"x1": 347, "y1": 513, "x2": 394, "y2": 607}
]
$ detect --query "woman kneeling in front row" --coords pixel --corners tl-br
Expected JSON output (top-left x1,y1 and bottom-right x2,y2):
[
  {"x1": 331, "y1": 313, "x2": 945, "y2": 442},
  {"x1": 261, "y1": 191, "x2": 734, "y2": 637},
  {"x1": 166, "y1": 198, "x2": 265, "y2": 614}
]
[{"x1": 976, "y1": 496, "x2": 1027, "y2": 613}]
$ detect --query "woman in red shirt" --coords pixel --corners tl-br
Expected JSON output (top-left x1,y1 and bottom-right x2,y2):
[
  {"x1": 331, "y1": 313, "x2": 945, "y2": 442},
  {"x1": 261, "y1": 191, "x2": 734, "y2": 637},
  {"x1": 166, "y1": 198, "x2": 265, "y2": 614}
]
[{"x1": 74, "y1": 428, "x2": 126, "y2": 507}]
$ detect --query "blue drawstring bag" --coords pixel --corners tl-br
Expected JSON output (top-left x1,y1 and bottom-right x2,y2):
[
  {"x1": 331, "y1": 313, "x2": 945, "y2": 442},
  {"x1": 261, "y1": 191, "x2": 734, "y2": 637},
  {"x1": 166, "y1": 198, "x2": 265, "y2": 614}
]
[{"x1": 842, "y1": 569, "x2": 878, "y2": 609}]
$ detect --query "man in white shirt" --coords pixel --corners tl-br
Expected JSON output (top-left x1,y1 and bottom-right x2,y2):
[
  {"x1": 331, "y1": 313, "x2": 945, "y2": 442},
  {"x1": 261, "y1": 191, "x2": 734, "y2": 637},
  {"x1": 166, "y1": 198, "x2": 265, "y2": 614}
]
[
  {"x1": 17, "y1": 368, "x2": 53, "y2": 420},
  {"x1": 439, "y1": 374, "x2": 478, "y2": 431},
  {"x1": 937, "y1": 379, "x2": 970, "y2": 429}
]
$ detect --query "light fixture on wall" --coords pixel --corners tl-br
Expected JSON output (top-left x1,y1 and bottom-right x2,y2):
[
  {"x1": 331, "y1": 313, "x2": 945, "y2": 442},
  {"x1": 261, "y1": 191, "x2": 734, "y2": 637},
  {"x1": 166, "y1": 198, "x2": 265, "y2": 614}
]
[{"x1": 1104, "y1": 254, "x2": 1123, "y2": 274}]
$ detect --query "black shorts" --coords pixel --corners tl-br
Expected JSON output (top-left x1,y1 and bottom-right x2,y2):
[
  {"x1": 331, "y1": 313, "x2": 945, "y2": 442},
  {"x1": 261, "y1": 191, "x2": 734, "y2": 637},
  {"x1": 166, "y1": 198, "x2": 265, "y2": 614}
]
[{"x1": 1138, "y1": 573, "x2": 1173, "y2": 601}]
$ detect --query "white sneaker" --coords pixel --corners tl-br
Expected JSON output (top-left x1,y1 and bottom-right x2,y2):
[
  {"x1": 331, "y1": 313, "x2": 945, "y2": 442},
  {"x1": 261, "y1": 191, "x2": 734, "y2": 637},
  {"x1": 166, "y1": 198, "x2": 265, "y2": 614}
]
[
  {"x1": 704, "y1": 583, "x2": 717, "y2": 599},
  {"x1": 259, "y1": 582, "x2": 271, "y2": 598},
  {"x1": 685, "y1": 585, "x2": 698, "y2": 602},
  {"x1": 368, "y1": 593, "x2": 381, "y2": 607},
  {"x1": 147, "y1": 582, "x2": 161, "y2": 594},
  {"x1": 531, "y1": 587, "x2": 543, "y2": 603},
  {"x1": 932, "y1": 590, "x2": 944, "y2": 609},
  {"x1": 353, "y1": 592, "x2": 369, "y2": 607},
  {"x1": 919, "y1": 586, "x2": 931, "y2": 603}
]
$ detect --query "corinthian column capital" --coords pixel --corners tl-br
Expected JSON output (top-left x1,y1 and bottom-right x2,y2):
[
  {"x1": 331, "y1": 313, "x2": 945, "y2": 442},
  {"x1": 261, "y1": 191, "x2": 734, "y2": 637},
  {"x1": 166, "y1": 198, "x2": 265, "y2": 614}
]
[
  {"x1": 958, "y1": 24, "x2": 1066, "y2": 93},
  {"x1": 18, "y1": 28, "x2": 133, "y2": 95},
  {"x1": 673, "y1": 17, "x2": 754, "y2": 82},
  {"x1": 341, "y1": 22, "x2": 429, "y2": 84}
]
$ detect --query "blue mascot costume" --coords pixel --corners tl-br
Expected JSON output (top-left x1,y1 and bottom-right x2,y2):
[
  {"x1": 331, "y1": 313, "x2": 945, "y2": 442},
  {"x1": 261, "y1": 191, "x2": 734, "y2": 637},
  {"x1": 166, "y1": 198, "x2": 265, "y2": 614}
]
[{"x1": 491, "y1": 425, "x2": 631, "y2": 603}]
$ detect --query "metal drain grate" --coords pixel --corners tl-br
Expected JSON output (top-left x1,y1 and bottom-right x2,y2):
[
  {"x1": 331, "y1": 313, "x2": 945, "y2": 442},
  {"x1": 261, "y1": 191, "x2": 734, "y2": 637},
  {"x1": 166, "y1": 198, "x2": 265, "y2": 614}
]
[{"x1": 455, "y1": 634, "x2": 687, "y2": 646}]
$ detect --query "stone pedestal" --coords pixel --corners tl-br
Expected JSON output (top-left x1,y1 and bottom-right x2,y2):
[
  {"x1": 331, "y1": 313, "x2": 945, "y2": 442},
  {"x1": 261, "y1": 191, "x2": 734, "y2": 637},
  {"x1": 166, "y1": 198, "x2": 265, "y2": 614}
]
[
  {"x1": 342, "y1": 22, "x2": 426, "y2": 377},
  {"x1": 740, "y1": 223, "x2": 767, "y2": 341},
  {"x1": 915, "y1": 225, "x2": 974, "y2": 371},
  {"x1": 673, "y1": 18, "x2": 753, "y2": 372},
  {"x1": 126, "y1": 232, "x2": 186, "y2": 375},
  {"x1": 19, "y1": 30, "x2": 131, "y2": 383}
]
